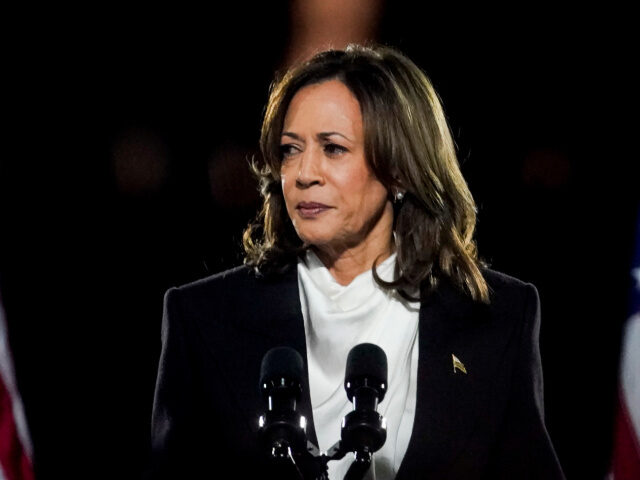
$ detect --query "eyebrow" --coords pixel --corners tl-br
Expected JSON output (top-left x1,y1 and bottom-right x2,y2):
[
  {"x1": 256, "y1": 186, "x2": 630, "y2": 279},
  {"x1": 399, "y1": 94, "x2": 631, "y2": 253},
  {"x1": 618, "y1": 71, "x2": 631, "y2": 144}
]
[
  {"x1": 318, "y1": 131, "x2": 353, "y2": 142},
  {"x1": 281, "y1": 132, "x2": 303, "y2": 142},
  {"x1": 280, "y1": 131, "x2": 354, "y2": 142}
]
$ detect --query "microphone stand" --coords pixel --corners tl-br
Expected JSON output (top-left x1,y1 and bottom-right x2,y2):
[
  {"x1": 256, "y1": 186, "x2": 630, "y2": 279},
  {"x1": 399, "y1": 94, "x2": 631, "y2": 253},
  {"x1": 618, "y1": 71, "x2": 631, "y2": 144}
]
[
  {"x1": 265, "y1": 437, "x2": 372, "y2": 480},
  {"x1": 259, "y1": 401, "x2": 383, "y2": 479},
  {"x1": 269, "y1": 441, "x2": 305, "y2": 479},
  {"x1": 318, "y1": 440, "x2": 373, "y2": 480}
]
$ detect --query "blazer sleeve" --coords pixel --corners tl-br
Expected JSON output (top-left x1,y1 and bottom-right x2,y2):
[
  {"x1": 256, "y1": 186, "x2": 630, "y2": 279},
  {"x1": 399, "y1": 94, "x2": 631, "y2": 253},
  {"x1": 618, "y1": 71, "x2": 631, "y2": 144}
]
[
  {"x1": 486, "y1": 283, "x2": 566, "y2": 479},
  {"x1": 146, "y1": 287, "x2": 197, "y2": 479}
]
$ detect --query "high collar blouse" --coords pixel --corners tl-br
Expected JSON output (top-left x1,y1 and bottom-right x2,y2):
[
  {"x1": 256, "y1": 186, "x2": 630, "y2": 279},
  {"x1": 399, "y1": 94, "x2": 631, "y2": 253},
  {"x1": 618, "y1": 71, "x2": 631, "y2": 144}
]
[{"x1": 297, "y1": 249, "x2": 420, "y2": 480}]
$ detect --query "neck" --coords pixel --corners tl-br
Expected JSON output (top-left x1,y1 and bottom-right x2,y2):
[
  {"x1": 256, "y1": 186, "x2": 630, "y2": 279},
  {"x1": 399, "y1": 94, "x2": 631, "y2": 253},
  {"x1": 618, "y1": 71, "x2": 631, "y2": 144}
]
[{"x1": 313, "y1": 229, "x2": 394, "y2": 287}]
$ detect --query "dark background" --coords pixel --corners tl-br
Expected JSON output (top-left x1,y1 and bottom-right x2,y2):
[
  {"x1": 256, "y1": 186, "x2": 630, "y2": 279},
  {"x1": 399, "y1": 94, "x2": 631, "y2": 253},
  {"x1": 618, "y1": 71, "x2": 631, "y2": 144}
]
[{"x1": 1, "y1": 5, "x2": 636, "y2": 479}]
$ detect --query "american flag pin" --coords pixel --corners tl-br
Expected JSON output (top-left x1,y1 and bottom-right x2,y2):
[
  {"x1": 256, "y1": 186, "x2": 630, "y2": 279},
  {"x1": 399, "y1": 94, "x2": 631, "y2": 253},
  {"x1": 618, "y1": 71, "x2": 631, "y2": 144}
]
[{"x1": 452, "y1": 353, "x2": 467, "y2": 374}]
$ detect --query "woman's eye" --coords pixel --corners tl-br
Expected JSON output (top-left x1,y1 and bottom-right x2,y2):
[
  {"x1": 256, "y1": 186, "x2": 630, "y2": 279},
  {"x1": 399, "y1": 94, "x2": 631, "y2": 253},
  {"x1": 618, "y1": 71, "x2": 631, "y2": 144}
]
[
  {"x1": 279, "y1": 144, "x2": 299, "y2": 158},
  {"x1": 324, "y1": 143, "x2": 347, "y2": 156}
]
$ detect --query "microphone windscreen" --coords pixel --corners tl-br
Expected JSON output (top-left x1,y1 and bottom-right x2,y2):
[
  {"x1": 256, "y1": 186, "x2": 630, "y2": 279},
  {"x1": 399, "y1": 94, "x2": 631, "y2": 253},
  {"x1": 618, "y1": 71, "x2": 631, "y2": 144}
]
[
  {"x1": 345, "y1": 343, "x2": 388, "y2": 384},
  {"x1": 259, "y1": 346, "x2": 304, "y2": 387}
]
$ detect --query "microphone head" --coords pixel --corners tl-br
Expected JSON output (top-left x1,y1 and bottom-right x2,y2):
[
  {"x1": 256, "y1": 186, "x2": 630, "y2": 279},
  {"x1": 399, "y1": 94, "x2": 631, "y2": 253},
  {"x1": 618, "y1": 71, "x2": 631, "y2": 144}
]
[
  {"x1": 259, "y1": 346, "x2": 304, "y2": 394},
  {"x1": 257, "y1": 347, "x2": 308, "y2": 455},
  {"x1": 345, "y1": 343, "x2": 388, "y2": 403}
]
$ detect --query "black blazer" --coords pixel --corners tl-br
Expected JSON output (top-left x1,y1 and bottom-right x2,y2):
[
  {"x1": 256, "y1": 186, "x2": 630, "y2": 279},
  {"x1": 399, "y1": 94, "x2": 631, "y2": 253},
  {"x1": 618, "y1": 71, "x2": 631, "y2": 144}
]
[{"x1": 148, "y1": 264, "x2": 565, "y2": 479}]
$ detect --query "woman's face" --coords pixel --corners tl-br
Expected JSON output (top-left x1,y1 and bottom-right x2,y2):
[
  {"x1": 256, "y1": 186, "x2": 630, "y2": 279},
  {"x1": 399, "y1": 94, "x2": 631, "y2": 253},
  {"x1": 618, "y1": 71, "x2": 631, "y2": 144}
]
[{"x1": 280, "y1": 79, "x2": 393, "y2": 255}]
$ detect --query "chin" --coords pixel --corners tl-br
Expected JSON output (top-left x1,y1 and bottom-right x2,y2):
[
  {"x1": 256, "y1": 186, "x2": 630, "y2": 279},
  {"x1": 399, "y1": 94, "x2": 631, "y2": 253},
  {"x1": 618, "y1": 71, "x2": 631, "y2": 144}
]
[
  {"x1": 297, "y1": 234, "x2": 337, "y2": 248},
  {"x1": 294, "y1": 226, "x2": 340, "y2": 248}
]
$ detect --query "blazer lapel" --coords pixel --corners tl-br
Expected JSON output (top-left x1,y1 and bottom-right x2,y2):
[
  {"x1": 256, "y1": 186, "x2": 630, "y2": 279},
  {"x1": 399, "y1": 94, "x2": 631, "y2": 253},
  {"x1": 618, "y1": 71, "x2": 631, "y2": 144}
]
[{"x1": 396, "y1": 279, "x2": 492, "y2": 478}]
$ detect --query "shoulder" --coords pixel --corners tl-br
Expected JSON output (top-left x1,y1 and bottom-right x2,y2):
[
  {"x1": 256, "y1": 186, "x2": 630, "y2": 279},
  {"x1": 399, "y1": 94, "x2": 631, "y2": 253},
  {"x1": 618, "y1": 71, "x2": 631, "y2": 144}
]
[
  {"x1": 478, "y1": 268, "x2": 541, "y2": 345},
  {"x1": 482, "y1": 267, "x2": 536, "y2": 293},
  {"x1": 163, "y1": 263, "x2": 299, "y2": 320},
  {"x1": 162, "y1": 265, "x2": 251, "y2": 312},
  {"x1": 175, "y1": 263, "x2": 299, "y2": 292},
  {"x1": 437, "y1": 267, "x2": 538, "y2": 318},
  {"x1": 170, "y1": 265, "x2": 257, "y2": 297},
  {"x1": 434, "y1": 267, "x2": 540, "y2": 343},
  {"x1": 482, "y1": 267, "x2": 539, "y2": 313}
]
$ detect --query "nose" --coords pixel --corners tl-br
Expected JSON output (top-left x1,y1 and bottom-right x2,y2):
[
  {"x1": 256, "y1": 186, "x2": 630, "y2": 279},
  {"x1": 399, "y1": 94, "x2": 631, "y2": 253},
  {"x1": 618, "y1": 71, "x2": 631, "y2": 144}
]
[{"x1": 296, "y1": 147, "x2": 323, "y2": 188}]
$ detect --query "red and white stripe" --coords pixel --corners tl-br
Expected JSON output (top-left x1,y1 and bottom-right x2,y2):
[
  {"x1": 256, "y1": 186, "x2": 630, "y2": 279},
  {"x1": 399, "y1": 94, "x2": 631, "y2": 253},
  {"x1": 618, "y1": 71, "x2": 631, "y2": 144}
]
[
  {"x1": 0, "y1": 300, "x2": 34, "y2": 480},
  {"x1": 610, "y1": 312, "x2": 640, "y2": 479}
]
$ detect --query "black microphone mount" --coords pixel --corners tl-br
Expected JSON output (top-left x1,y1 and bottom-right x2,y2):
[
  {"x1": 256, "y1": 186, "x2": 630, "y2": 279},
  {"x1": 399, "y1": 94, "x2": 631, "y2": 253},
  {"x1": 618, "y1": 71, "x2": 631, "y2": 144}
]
[{"x1": 257, "y1": 344, "x2": 388, "y2": 480}]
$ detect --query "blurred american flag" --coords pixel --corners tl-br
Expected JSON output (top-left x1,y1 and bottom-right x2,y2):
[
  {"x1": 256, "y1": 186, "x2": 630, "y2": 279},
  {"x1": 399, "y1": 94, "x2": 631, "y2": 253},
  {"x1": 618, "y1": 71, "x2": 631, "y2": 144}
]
[
  {"x1": 0, "y1": 298, "x2": 34, "y2": 480},
  {"x1": 608, "y1": 210, "x2": 640, "y2": 479}
]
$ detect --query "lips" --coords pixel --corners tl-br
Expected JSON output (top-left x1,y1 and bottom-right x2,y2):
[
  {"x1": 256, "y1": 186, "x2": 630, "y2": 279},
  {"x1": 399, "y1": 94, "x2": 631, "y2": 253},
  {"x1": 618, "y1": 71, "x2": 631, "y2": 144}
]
[{"x1": 296, "y1": 202, "x2": 332, "y2": 218}]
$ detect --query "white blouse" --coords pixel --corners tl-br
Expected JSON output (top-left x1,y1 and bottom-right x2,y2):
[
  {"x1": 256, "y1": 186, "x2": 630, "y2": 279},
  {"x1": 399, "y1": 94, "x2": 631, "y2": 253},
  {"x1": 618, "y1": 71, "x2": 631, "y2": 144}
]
[{"x1": 297, "y1": 250, "x2": 420, "y2": 480}]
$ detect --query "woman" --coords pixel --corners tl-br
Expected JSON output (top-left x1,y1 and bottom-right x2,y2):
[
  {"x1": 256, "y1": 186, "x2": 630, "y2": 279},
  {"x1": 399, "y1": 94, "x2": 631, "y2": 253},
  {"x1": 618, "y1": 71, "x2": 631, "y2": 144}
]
[{"x1": 149, "y1": 45, "x2": 565, "y2": 479}]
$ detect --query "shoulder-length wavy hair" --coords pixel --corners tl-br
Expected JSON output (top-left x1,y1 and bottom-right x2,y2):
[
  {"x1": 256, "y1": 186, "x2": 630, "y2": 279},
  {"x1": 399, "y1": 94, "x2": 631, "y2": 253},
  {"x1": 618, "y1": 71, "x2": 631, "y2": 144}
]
[{"x1": 243, "y1": 44, "x2": 489, "y2": 303}]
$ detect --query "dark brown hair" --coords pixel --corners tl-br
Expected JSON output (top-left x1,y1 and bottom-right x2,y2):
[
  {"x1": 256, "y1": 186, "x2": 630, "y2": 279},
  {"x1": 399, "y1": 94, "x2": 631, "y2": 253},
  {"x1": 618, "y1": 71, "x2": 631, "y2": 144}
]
[{"x1": 243, "y1": 44, "x2": 489, "y2": 303}]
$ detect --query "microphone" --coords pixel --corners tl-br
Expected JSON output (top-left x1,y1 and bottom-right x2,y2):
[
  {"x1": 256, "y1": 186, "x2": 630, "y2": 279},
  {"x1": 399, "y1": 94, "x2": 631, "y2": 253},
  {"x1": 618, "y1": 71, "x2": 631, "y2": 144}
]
[
  {"x1": 341, "y1": 343, "x2": 388, "y2": 463},
  {"x1": 258, "y1": 347, "x2": 308, "y2": 466}
]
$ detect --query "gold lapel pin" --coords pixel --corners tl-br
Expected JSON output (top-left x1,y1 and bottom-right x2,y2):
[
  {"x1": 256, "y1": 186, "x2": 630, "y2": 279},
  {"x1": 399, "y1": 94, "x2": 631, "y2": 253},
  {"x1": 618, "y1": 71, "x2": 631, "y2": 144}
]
[{"x1": 452, "y1": 353, "x2": 467, "y2": 374}]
